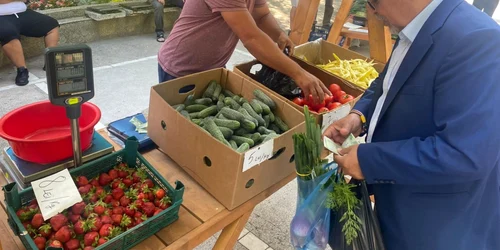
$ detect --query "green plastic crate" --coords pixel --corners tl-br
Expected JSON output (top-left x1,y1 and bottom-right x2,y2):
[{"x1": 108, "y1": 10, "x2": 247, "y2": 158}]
[{"x1": 2, "y1": 137, "x2": 184, "y2": 250}]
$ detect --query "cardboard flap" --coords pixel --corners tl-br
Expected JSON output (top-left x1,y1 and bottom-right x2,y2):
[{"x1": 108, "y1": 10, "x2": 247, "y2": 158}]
[{"x1": 294, "y1": 38, "x2": 322, "y2": 63}]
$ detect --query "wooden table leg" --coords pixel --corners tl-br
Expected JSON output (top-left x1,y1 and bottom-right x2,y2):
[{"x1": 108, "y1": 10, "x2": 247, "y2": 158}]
[{"x1": 212, "y1": 209, "x2": 253, "y2": 250}]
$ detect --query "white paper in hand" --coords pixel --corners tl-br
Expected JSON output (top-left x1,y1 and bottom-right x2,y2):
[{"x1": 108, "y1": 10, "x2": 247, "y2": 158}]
[
  {"x1": 32, "y1": 169, "x2": 82, "y2": 221},
  {"x1": 323, "y1": 136, "x2": 343, "y2": 155},
  {"x1": 321, "y1": 105, "x2": 351, "y2": 134},
  {"x1": 243, "y1": 139, "x2": 274, "y2": 172}
]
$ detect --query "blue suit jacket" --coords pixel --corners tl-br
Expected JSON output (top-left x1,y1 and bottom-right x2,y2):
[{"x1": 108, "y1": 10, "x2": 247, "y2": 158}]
[{"x1": 354, "y1": 0, "x2": 500, "y2": 249}]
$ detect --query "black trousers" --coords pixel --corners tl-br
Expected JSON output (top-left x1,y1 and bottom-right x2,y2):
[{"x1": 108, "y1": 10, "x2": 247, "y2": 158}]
[{"x1": 0, "y1": 9, "x2": 59, "y2": 46}]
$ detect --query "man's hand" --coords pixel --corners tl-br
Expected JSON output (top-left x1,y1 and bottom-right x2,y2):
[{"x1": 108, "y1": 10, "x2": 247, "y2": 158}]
[
  {"x1": 294, "y1": 71, "x2": 331, "y2": 103},
  {"x1": 334, "y1": 145, "x2": 364, "y2": 180},
  {"x1": 277, "y1": 32, "x2": 295, "y2": 55},
  {"x1": 323, "y1": 113, "x2": 362, "y2": 144}
]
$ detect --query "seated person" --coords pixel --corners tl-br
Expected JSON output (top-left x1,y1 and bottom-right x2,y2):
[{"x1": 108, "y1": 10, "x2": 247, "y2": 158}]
[
  {"x1": 0, "y1": 0, "x2": 59, "y2": 86},
  {"x1": 150, "y1": 0, "x2": 184, "y2": 42}
]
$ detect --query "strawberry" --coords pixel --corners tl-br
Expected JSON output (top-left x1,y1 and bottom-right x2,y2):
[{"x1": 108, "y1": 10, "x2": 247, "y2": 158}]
[
  {"x1": 154, "y1": 208, "x2": 163, "y2": 216},
  {"x1": 95, "y1": 187, "x2": 106, "y2": 199},
  {"x1": 137, "y1": 193, "x2": 148, "y2": 202},
  {"x1": 54, "y1": 225, "x2": 71, "y2": 243},
  {"x1": 147, "y1": 192, "x2": 155, "y2": 202},
  {"x1": 111, "y1": 214, "x2": 122, "y2": 226},
  {"x1": 34, "y1": 236, "x2": 46, "y2": 250},
  {"x1": 98, "y1": 237, "x2": 108, "y2": 246},
  {"x1": 157, "y1": 197, "x2": 172, "y2": 210},
  {"x1": 89, "y1": 194, "x2": 99, "y2": 203},
  {"x1": 50, "y1": 214, "x2": 68, "y2": 231},
  {"x1": 65, "y1": 238, "x2": 80, "y2": 250},
  {"x1": 71, "y1": 202, "x2": 86, "y2": 215},
  {"x1": 101, "y1": 215, "x2": 113, "y2": 225},
  {"x1": 111, "y1": 199, "x2": 121, "y2": 208},
  {"x1": 48, "y1": 239, "x2": 63, "y2": 248},
  {"x1": 39, "y1": 224, "x2": 53, "y2": 238},
  {"x1": 112, "y1": 206, "x2": 124, "y2": 215},
  {"x1": 86, "y1": 216, "x2": 103, "y2": 232},
  {"x1": 103, "y1": 194, "x2": 113, "y2": 204},
  {"x1": 18, "y1": 207, "x2": 37, "y2": 222},
  {"x1": 134, "y1": 199, "x2": 144, "y2": 209},
  {"x1": 69, "y1": 213, "x2": 81, "y2": 224},
  {"x1": 79, "y1": 184, "x2": 92, "y2": 195},
  {"x1": 110, "y1": 179, "x2": 121, "y2": 189},
  {"x1": 120, "y1": 214, "x2": 133, "y2": 228},
  {"x1": 120, "y1": 196, "x2": 130, "y2": 207},
  {"x1": 112, "y1": 188, "x2": 124, "y2": 200},
  {"x1": 93, "y1": 201, "x2": 107, "y2": 215},
  {"x1": 143, "y1": 179, "x2": 154, "y2": 188},
  {"x1": 76, "y1": 176, "x2": 89, "y2": 187},
  {"x1": 31, "y1": 213, "x2": 44, "y2": 229},
  {"x1": 122, "y1": 177, "x2": 133, "y2": 187},
  {"x1": 98, "y1": 173, "x2": 112, "y2": 186},
  {"x1": 108, "y1": 169, "x2": 119, "y2": 180},
  {"x1": 74, "y1": 219, "x2": 86, "y2": 235},
  {"x1": 90, "y1": 178, "x2": 100, "y2": 188},
  {"x1": 83, "y1": 204, "x2": 95, "y2": 219},
  {"x1": 154, "y1": 188, "x2": 166, "y2": 200},
  {"x1": 117, "y1": 169, "x2": 128, "y2": 178},
  {"x1": 84, "y1": 232, "x2": 99, "y2": 246},
  {"x1": 99, "y1": 224, "x2": 114, "y2": 237},
  {"x1": 124, "y1": 203, "x2": 137, "y2": 217},
  {"x1": 135, "y1": 214, "x2": 148, "y2": 224},
  {"x1": 132, "y1": 169, "x2": 147, "y2": 183},
  {"x1": 16, "y1": 208, "x2": 27, "y2": 221},
  {"x1": 142, "y1": 202, "x2": 156, "y2": 217}
]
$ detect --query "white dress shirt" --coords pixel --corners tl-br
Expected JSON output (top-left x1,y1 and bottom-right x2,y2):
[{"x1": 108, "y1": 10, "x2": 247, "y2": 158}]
[
  {"x1": 366, "y1": 0, "x2": 443, "y2": 143},
  {"x1": 0, "y1": 2, "x2": 27, "y2": 16}
]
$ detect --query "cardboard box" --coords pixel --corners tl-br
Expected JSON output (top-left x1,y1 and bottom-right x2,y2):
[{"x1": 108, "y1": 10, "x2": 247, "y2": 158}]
[
  {"x1": 147, "y1": 68, "x2": 306, "y2": 210},
  {"x1": 293, "y1": 38, "x2": 386, "y2": 86},
  {"x1": 234, "y1": 58, "x2": 364, "y2": 131}
]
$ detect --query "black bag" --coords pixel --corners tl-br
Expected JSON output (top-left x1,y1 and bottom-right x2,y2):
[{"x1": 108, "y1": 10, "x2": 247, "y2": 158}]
[
  {"x1": 254, "y1": 50, "x2": 302, "y2": 99},
  {"x1": 328, "y1": 179, "x2": 385, "y2": 250}
]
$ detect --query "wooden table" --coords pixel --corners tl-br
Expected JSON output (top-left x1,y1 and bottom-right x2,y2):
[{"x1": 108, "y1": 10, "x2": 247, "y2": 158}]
[{"x1": 0, "y1": 129, "x2": 295, "y2": 250}]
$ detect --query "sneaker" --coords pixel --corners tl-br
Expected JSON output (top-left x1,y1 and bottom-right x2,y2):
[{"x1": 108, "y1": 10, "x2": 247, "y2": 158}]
[{"x1": 15, "y1": 67, "x2": 29, "y2": 86}]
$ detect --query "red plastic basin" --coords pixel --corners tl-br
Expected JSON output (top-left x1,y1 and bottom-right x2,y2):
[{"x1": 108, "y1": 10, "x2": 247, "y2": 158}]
[{"x1": 0, "y1": 100, "x2": 101, "y2": 164}]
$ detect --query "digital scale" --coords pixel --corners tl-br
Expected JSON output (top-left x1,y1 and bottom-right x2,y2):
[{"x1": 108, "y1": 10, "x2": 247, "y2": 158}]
[{"x1": 0, "y1": 44, "x2": 114, "y2": 189}]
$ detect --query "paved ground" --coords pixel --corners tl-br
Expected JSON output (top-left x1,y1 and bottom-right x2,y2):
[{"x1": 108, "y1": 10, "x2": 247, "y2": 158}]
[{"x1": 0, "y1": 1, "x2": 370, "y2": 249}]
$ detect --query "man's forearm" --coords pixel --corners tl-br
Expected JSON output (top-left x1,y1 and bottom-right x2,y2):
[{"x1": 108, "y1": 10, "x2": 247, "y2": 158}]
[{"x1": 255, "y1": 12, "x2": 284, "y2": 42}]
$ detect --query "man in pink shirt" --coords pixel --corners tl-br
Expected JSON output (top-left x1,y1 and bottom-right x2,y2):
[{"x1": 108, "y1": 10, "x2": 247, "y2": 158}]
[{"x1": 158, "y1": 0, "x2": 330, "y2": 102}]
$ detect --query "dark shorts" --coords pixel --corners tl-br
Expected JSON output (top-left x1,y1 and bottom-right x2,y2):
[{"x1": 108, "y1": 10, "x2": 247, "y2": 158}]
[
  {"x1": 0, "y1": 9, "x2": 59, "y2": 46},
  {"x1": 158, "y1": 63, "x2": 177, "y2": 83}
]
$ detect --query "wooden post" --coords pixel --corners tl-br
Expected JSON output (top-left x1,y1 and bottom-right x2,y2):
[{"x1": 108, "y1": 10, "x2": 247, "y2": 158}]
[
  {"x1": 366, "y1": 4, "x2": 392, "y2": 63},
  {"x1": 326, "y1": 0, "x2": 354, "y2": 45},
  {"x1": 289, "y1": 0, "x2": 320, "y2": 45}
]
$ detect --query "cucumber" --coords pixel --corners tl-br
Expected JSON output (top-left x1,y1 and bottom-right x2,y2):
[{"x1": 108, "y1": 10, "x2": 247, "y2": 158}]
[
  {"x1": 220, "y1": 107, "x2": 246, "y2": 122},
  {"x1": 198, "y1": 105, "x2": 218, "y2": 118},
  {"x1": 218, "y1": 127, "x2": 234, "y2": 139},
  {"x1": 250, "y1": 99, "x2": 263, "y2": 114},
  {"x1": 270, "y1": 123, "x2": 281, "y2": 134},
  {"x1": 232, "y1": 95, "x2": 242, "y2": 103},
  {"x1": 218, "y1": 94, "x2": 225, "y2": 102},
  {"x1": 238, "y1": 96, "x2": 248, "y2": 105},
  {"x1": 180, "y1": 110, "x2": 190, "y2": 120},
  {"x1": 184, "y1": 94, "x2": 195, "y2": 106},
  {"x1": 203, "y1": 80, "x2": 217, "y2": 98},
  {"x1": 212, "y1": 83, "x2": 222, "y2": 101},
  {"x1": 218, "y1": 114, "x2": 227, "y2": 119},
  {"x1": 235, "y1": 128, "x2": 251, "y2": 136},
  {"x1": 217, "y1": 101, "x2": 225, "y2": 112},
  {"x1": 268, "y1": 112, "x2": 275, "y2": 122},
  {"x1": 192, "y1": 119, "x2": 202, "y2": 125},
  {"x1": 229, "y1": 140, "x2": 238, "y2": 149},
  {"x1": 253, "y1": 89, "x2": 276, "y2": 110},
  {"x1": 262, "y1": 133, "x2": 279, "y2": 142},
  {"x1": 173, "y1": 104, "x2": 185, "y2": 112},
  {"x1": 238, "y1": 108, "x2": 259, "y2": 127},
  {"x1": 243, "y1": 103, "x2": 265, "y2": 126},
  {"x1": 203, "y1": 118, "x2": 226, "y2": 143},
  {"x1": 194, "y1": 98, "x2": 213, "y2": 106},
  {"x1": 242, "y1": 119, "x2": 257, "y2": 131},
  {"x1": 263, "y1": 115, "x2": 270, "y2": 128},
  {"x1": 236, "y1": 143, "x2": 250, "y2": 153},
  {"x1": 231, "y1": 135, "x2": 255, "y2": 147},
  {"x1": 213, "y1": 118, "x2": 240, "y2": 130},
  {"x1": 186, "y1": 104, "x2": 208, "y2": 113},
  {"x1": 253, "y1": 99, "x2": 271, "y2": 114},
  {"x1": 224, "y1": 97, "x2": 241, "y2": 110},
  {"x1": 223, "y1": 89, "x2": 235, "y2": 98},
  {"x1": 258, "y1": 126, "x2": 275, "y2": 135},
  {"x1": 189, "y1": 112, "x2": 200, "y2": 119},
  {"x1": 243, "y1": 133, "x2": 261, "y2": 144},
  {"x1": 274, "y1": 116, "x2": 289, "y2": 132}
]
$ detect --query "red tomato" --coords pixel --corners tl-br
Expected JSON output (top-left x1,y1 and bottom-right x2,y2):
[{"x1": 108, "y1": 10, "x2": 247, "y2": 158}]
[
  {"x1": 318, "y1": 107, "x2": 329, "y2": 113},
  {"x1": 339, "y1": 94, "x2": 354, "y2": 104},
  {"x1": 334, "y1": 91, "x2": 346, "y2": 101},
  {"x1": 292, "y1": 97, "x2": 304, "y2": 106},
  {"x1": 324, "y1": 95, "x2": 333, "y2": 104},
  {"x1": 328, "y1": 84, "x2": 341, "y2": 94},
  {"x1": 306, "y1": 95, "x2": 325, "y2": 111},
  {"x1": 327, "y1": 102, "x2": 342, "y2": 110}
]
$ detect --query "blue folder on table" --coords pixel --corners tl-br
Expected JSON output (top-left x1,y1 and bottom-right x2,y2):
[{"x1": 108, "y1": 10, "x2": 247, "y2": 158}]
[{"x1": 107, "y1": 113, "x2": 156, "y2": 151}]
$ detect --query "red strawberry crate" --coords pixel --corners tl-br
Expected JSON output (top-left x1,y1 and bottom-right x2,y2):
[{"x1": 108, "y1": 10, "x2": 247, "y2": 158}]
[{"x1": 2, "y1": 137, "x2": 184, "y2": 250}]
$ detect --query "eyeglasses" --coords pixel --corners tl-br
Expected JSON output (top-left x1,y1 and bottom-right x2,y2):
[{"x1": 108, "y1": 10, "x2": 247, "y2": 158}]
[{"x1": 367, "y1": 0, "x2": 377, "y2": 10}]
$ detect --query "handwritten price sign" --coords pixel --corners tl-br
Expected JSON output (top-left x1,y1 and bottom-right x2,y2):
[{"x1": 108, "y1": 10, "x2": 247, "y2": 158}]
[
  {"x1": 242, "y1": 139, "x2": 274, "y2": 172},
  {"x1": 32, "y1": 169, "x2": 82, "y2": 221},
  {"x1": 321, "y1": 104, "x2": 351, "y2": 134}
]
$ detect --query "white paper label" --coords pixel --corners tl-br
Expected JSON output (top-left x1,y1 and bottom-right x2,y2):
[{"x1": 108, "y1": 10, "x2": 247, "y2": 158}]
[
  {"x1": 32, "y1": 169, "x2": 82, "y2": 221},
  {"x1": 321, "y1": 104, "x2": 351, "y2": 133},
  {"x1": 243, "y1": 139, "x2": 274, "y2": 172}
]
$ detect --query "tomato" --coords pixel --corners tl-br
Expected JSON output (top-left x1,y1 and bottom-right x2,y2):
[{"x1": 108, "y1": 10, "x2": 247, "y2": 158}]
[
  {"x1": 334, "y1": 91, "x2": 346, "y2": 101},
  {"x1": 328, "y1": 84, "x2": 341, "y2": 94},
  {"x1": 306, "y1": 95, "x2": 325, "y2": 111},
  {"x1": 339, "y1": 94, "x2": 354, "y2": 104},
  {"x1": 292, "y1": 97, "x2": 304, "y2": 106},
  {"x1": 327, "y1": 102, "x2": 342, "y2": 110},
  {"x1": 324, "y1": 94, "x2": 333, "y2": 104},
  {"x1": 318, "y1": 107, "x2": 329, "y2": 113}
]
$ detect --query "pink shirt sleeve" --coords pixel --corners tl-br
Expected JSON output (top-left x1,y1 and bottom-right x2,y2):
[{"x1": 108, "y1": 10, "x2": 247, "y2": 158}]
[{"x1": 204, "y1": 0, "x2": 248, "y2": 12}]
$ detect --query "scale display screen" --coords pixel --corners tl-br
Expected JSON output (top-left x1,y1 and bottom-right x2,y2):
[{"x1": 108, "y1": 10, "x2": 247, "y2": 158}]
[{"x1": 54, "y1": 51, "x2": 88, "y2": 96}]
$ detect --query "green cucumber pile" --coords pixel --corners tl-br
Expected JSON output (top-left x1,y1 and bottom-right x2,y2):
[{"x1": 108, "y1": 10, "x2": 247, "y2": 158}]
[{"x1": 172, "y1": 80, "x2": 290, "y2": 153}]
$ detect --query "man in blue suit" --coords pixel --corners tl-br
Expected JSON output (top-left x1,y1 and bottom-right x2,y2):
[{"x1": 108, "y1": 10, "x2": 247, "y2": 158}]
[{"x1": 324, "y1": 0, "x2": 500, "y2": 249}]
